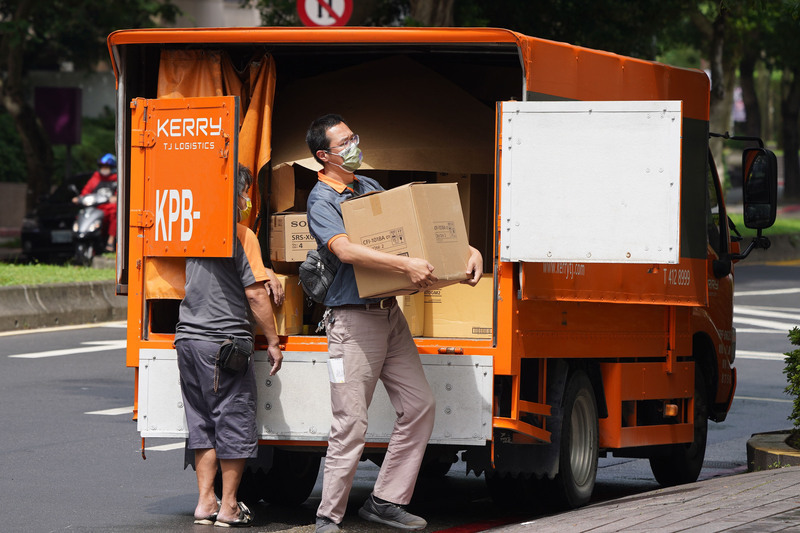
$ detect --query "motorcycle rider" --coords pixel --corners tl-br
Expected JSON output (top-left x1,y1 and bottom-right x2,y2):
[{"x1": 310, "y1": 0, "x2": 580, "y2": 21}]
[{"x1": 73, "y1": 153, "x2": 118, "y2": 252}]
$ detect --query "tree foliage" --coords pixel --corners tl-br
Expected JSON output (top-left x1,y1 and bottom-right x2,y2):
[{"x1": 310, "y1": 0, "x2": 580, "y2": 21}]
[
  {"x1": 0, "y1": 0, "x2": 179, "y2": 208},
  {"x1": 783, "y1": 327, "x2": 800, "y2": 429}
]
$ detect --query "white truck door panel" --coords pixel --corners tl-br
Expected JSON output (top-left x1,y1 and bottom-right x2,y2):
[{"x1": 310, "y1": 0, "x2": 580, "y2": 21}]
[{"x1": 498, "y1": 100, "x2": 682, "y2": 264}]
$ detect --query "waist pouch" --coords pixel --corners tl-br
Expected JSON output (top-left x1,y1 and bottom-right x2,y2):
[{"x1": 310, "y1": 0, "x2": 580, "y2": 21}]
[
  {"x1": 216, "y1": 336, "x2": 254, "y2": 374},
  {"x1": 299, "y1": 247, "x2": 340, "y2": 303}
]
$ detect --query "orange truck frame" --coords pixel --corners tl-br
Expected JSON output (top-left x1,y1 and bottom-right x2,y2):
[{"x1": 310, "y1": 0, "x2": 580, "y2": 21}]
[{"x1": 107, "y1": 27, "x2": 778, "y2": 509}]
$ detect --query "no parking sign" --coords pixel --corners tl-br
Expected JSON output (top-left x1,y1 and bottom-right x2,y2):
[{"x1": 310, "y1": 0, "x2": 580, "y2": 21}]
[{"x1": 298, "y1": 0, "x2": 353, "y2": 27}]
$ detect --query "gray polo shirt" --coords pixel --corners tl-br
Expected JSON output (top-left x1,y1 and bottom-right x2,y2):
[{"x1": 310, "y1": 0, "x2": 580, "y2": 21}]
[{"x1": 306, "y1": 173, "x2": 382, "y2": 307}]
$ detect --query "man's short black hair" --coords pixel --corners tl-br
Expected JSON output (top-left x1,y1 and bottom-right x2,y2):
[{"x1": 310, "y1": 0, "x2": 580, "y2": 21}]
[{"x1": 306, "y1": 114, "x2": 346, "y2": 166}]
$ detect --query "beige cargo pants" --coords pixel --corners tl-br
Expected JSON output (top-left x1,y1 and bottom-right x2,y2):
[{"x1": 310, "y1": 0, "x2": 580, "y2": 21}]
[{"x1": 316, "y1": 304, "x2": 436, "y2": 523}]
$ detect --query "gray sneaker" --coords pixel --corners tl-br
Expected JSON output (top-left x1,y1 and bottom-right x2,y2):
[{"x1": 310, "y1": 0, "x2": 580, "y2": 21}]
[
  {"x1": 315, "y1": 516, "x2": 340, "y2": 533},
  {"x1": 358, "y1": 494, "x2": 427, "y2": 530}
]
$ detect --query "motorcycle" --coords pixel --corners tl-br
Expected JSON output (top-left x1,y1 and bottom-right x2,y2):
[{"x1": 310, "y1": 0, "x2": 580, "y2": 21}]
[{"x1": 70, "y1": 183, "x2": 116, "y2": 266}]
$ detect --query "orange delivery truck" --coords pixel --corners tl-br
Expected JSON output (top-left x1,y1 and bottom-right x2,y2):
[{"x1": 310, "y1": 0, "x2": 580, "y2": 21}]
[{"x1": 107, "y1": 27, "x2": 778, "y2": 509}]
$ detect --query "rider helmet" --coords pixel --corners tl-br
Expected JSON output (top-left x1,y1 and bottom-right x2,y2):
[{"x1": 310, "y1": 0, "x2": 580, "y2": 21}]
[{"x1": 97, "y1": 153, "x2": 117, "y2": 169}]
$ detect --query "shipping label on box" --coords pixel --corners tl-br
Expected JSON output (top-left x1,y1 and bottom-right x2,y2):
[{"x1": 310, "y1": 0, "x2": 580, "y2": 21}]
[
  {"x1": 359, "y1": 227, "x2": 408, "y2": 254},
  {"x1": 424, "y1": 276, "x2": 493, "y2": 338},
  {"x1": 269, "y1": 212, "x2": 316, "y2": 263},
  {"x1": 342, "y1": 183, "x2": 471, "y2": 298}
]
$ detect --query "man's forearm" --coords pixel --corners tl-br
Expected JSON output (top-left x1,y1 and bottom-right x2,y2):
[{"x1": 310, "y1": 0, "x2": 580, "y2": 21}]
[{"x1": 247, "y1": 289, "x2": 280, "y2": 346}]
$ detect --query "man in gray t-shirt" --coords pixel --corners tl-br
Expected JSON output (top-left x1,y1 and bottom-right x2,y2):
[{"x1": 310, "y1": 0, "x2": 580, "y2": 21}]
[{"x1": 175, "y1": 165, "x2": 283, "y2": 528}]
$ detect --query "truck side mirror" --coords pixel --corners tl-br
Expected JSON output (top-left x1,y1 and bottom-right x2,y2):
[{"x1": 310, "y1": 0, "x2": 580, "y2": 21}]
[{"x1": 742, "y1": 147, "x2": 777, "y2": 229}]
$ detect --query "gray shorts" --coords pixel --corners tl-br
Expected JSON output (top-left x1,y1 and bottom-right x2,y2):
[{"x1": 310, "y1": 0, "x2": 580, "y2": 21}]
[{"x1": 176, "y1": 338, "x2": 257, "y2": 459}]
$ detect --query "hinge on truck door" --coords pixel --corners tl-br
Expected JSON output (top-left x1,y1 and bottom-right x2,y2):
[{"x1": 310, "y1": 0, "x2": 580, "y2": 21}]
[
  {"x1": 132, "y1": 129, "x2": 156, "y2": 148},
  {"x1": 130, "y1": 210, "x2": 154, "y2": 228}
]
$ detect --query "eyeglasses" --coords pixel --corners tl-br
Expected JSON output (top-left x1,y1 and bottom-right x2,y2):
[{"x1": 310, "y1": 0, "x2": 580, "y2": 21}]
[{"x1": 326, "y1": 134, "x2": 359, "y2": 154}]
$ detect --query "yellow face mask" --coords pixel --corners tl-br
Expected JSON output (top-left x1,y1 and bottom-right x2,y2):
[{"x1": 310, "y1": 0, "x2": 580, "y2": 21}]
[{"x1": 238, "y1": 197, "x2": 252, "y2": 223}]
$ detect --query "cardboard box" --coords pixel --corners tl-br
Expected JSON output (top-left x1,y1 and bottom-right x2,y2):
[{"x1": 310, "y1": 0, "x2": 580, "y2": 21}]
[
  {"x1": 269, "y1": 212, "x2": 316, "y2": 263},
  {"x1": 341, "y1": 182, "x2": 471, "y2": 298},
  {"x1": 436, "y1": 173, "x2": 493, "y2": 274},
  {"x1": 423, "y1": 276, "x2": 493, "y2": 338},
  {"x1": 397, "y1": 292, "x2": 425, "y2": 336},
  {"x1": 256, "y1": 274, "x2": 302, "y2": 336}
]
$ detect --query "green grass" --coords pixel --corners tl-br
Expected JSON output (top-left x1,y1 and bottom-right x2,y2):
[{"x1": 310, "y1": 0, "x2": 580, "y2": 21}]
[
  {"x1": 0, "y1": 263, "x2": 115, "y2": 287},
  {"x1": 728, "y1": 213, "x2": 800, "y2": 238}
]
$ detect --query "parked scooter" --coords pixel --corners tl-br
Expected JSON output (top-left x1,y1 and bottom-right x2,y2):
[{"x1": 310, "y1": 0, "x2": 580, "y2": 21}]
[{"x1": 70, "y1": 182, "x2": 117, "y2": 266}]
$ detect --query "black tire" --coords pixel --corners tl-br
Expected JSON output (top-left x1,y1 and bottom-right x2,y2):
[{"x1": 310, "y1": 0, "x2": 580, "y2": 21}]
[
  {"x1": 549, "y1": 370, "x2": 599, "y2": 509},
  {"x1": 649, "y1": 368, "x2": 708, "y2": 486},
  {"x1": 262, "y1": 449, "x2": 321, "y2": 506},
  {"x1": 74, "y1": 243, "x2": 95, "y2": 267}
]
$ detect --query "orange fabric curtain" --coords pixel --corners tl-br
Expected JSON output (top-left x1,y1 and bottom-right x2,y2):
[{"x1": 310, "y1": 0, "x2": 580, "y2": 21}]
[{"x1": 144, "y1": 49, "x2": 276, "y2": 300}]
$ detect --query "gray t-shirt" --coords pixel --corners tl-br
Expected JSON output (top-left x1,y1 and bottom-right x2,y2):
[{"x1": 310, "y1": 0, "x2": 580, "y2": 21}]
[{"x1": 175, "y1": 224, "x2": 269, "y2": 342}]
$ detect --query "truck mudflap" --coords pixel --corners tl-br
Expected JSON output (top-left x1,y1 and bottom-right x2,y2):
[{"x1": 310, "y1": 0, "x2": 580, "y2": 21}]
[{"x1": 137, "y1": 349, "x2": 493, "y2": 446}]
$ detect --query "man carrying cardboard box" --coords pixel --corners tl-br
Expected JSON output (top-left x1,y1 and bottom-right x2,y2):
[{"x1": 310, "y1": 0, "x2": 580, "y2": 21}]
[{"x1": 305, "y1": 114, "x2": 482, "y2": 533}]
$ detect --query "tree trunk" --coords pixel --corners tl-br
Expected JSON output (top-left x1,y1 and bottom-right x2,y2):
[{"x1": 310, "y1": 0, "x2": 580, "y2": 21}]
[
  {"x1": 780, "y1": 67, "x2": 800, "y2": 202},
  {"x1": 409, "y1": 0, "x2": 454, "y2": 26},
  {"x1": 707, "y1": 9, "x2": 732, "y2": 184},
  {"x1": 739, "y1": 51, "x2": 762, "y2": 138},
  {"x1": 0, "y1": 0, "x2": 53, "y2": 212}
]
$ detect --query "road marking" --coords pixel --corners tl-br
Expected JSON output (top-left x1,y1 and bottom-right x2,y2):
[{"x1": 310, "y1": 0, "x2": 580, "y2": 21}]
[
  {"x1": 733, "y1": 316, "x2": 797, "y2": 332},
  {"x1": 85, "y1": 406, "x2": 134, "y2": 416},
  {"x1": 146, "y1": 442, "x2": 185, "y2": 452},
  {"x1": 735, "y1": 395, "x2": 792, "y2": 404},
  {"x1": 0, "y1": 320, "x2": 126, "y2": 337},
  {"x1": 735, "y1": 328, "x2": 788, "y2": 334},
  {"x1": 735, "y1": 306, "x2": 800, "y2": 321},
  {"x1": 8, "y1": 339, "x2": 126, "y2": 359},
  {"x1": 734, "y1": 288, "x2": 800, "y2": 297},
  {"x1": 737, "y1": 350, "x2": 787, "y2": 360}
]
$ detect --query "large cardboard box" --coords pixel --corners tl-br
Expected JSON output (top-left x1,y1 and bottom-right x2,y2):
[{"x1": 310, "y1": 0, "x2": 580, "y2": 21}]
[
  {"x1": 256, "y1": 274, "x2": 302, "y2": 336},
  {"x1": 341, "y1": 182, "x2": 471, "y2": 298},
  {"x1": 397, "y1": 292, "x2": 425, "y2": 336},
  {"x1": 423, "y1": 276, "x2": 493, "y2": 338},
  {"x1": 269, "y1": 212, "x2": 316, "y2": 264}
]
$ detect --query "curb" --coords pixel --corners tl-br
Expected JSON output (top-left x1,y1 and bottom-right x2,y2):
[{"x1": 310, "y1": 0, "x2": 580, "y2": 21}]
[
  {"x1": 0, "y1": 279, "x2": 126, "y2": 332},
  {"x1": 746, "y1": 430, "x2": 800, "y2": 471}
]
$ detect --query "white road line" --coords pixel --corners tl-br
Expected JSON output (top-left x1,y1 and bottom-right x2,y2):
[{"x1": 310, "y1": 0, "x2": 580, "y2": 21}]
[
  {"x1": 736, "y1": 350, "x2": 787, "y2": 360},
  {"x1": 735, "y1": 306, "x2": 800, "y2": 321},
  {"x1": 85, "y1": 406, "x2": 134, "y2": 416},
  {"x1": 0, "y1": 321, "x2": 126, "y2": 337},
  {"x1": 734, "y1": 288, "x2": 800, "y2": 297},
  {"x1": 735, "y1": 328, "x2": 787, "y2": 334},
  {"x1": 146, "y1": 442, "x2": 185, "y2": 452},
  {"x1": 732, "y1": 316, "x2": 797, "y2": 332},
  {"x1": 8, "y1": 339, "x2": 127, "y2": 359},
  {"x1": 735, "y1": 395, "x2": 792, "y2": 404}
]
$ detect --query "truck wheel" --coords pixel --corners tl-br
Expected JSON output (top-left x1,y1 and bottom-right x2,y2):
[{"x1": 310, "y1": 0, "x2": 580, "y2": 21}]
[
  {"x1": 649, "y1": 368, "x2": 708, "y2": 486},
  {"x1": 549, "y1": 370, "x2": 598, "y2": 509},
  {"x1": 262, "y1": 449, "x2": 321, "y2": 506}
]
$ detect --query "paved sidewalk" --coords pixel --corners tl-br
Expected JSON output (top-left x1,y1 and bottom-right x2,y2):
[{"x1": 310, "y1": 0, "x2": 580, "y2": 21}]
[{"x1": 486, "y1": 466, "x2": 800, "y2": 533}]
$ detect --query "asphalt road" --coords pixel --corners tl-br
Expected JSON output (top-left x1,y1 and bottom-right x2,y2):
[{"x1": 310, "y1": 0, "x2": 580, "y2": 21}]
[{"x1": 0, "y1": 262, "x2": 796, "y2": 532}]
